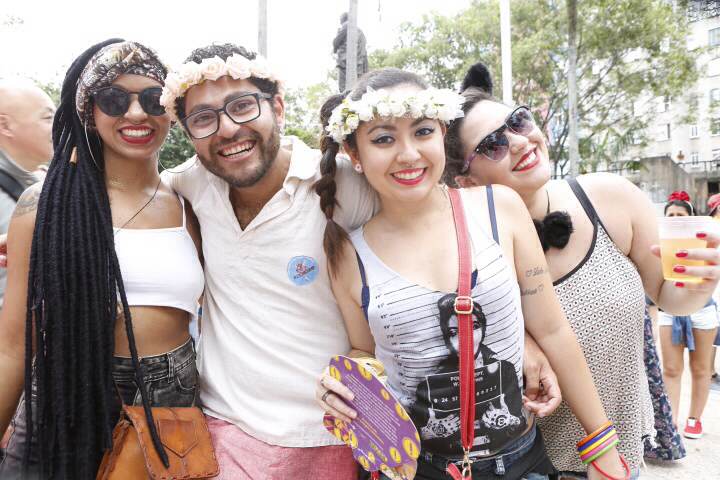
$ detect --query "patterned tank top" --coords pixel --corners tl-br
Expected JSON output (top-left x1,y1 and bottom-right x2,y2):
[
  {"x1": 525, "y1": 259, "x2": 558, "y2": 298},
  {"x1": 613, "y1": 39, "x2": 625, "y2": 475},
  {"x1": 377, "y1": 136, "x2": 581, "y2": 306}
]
[
  {"x1": 349, "y1": 187, "x2": 529, "y2": 459},
  {"x1": 536, "y1": 179, "x2": 654, "y2": 472}
]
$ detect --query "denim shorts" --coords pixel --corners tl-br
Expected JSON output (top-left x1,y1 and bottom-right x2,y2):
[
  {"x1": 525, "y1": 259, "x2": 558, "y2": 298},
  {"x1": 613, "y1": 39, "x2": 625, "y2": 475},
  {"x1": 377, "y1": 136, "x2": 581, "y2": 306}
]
[
  {"x1": 375, "y1": 425, "x2": 556, "y2": 480},
  {"x1": 0, "y1": 338, "x2": 198, "y2": 480}
]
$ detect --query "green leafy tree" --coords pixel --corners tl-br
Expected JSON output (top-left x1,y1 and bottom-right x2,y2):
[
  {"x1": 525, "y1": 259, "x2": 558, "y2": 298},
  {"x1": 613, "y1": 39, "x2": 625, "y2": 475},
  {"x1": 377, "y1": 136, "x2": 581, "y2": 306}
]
[
  {"x1": 38, "y1": 82, "x2": 61, "y2": 106},
  {"x1": 159, "y1": 125, "x2": 195, "y2": 170},
  {"x1": 370, "y1": 0, "x2": 698, "y2": 176},
  {"x1": 284, "y1": 78, "x2": 334, "y2": 149}
]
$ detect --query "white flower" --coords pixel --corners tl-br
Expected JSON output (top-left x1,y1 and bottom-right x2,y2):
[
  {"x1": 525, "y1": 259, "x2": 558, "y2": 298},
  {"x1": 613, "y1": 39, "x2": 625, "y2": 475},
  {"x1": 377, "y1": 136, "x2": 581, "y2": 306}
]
[
  {"x1": 346, "y1": 113, "x2": 360, "y2": 131},
  {"x1": 375, "y1": 101, "x2": 391, "y2": 117},
  {"x1": 354, "y1": 102, "x2": 373, "y2": 122},
  {"x1": 178, "y1": 62, "x2": 203, "y2": 86},
  {"x1": 251, "y1": 56, "x2": 271, "y2": 79},
  {"x1": 200, "y1": 56, "x2": 228, "y2": 81},
  {"x1": 407, "y1": 97, "x2": 424, "y2": 118},
  {"x1": 163, "y1": 74, "x2": 182, "y2": 98},
  {"x1": 423, "y1": 103, "x2": 439, "y2": 118},
  {"x1": 225, "y1": 54, "x2": 252, "y2": 80},
  {"x1": 388, "y1": 99, "x2": 406, "y2": 117},
  {"x1": 324, "y1": 86, "x2": 466, "y2": 141}
]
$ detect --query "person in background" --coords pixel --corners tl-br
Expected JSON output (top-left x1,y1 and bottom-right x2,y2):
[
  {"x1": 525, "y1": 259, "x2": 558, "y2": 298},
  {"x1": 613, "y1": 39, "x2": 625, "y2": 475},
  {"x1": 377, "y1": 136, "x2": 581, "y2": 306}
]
[
  {"x1": 657, "y1": 192, "x2": 718, "y2": 439},
  {"x1": 0, "y1": 78, "x2": 55, "y2": 306},
  {"x1": 708, "y1": 193, "x2": 720, "y2": 391}
]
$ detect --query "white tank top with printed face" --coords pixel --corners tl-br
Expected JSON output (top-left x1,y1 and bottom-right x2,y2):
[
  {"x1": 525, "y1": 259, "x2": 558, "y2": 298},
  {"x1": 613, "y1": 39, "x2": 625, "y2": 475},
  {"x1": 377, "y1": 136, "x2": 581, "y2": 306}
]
[{"x1": 350, "y1": 188, "x2": 528, "y2": 459}]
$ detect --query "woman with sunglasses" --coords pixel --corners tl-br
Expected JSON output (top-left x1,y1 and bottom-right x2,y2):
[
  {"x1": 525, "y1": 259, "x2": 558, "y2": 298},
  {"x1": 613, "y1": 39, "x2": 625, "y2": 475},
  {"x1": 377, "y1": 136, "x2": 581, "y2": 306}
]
[
  {"x1": 314, "y1": 68, "x2": 628, "y2": 480},
  {"x1": 0, "y1": 39, "x2": 203, "y2": 479},
  {"x1": 443, "y1": 63, "x2": 720, "y2": 479}
]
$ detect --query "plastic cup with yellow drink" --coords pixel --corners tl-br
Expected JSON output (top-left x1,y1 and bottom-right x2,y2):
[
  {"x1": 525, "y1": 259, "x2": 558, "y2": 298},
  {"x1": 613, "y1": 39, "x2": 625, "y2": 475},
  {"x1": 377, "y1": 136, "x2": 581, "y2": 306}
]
[{"x1": 659, "y1": 216, "x2": 714, "y2": 284}]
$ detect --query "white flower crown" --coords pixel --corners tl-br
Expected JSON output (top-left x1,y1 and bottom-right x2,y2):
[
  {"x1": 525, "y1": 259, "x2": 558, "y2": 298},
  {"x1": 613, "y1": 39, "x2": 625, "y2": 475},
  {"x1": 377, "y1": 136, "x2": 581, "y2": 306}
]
[
  {"x1": 159, "y1": 54, "x2": 284, "y2": 121},
  {"x1": 326, "y1": 87, "x2": 465, "y2": 143}
]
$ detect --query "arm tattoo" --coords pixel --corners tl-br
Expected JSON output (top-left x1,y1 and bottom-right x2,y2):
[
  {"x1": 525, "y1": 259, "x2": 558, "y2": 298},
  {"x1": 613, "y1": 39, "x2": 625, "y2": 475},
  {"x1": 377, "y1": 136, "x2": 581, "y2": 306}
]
[
  {"x1": 524, "y1": 266, "x2": 546, "y2": 278},
  {"x1": 520, "y1": 284, "x2": 545, "y2": 297},
  {"x1": 12, "y1": 187, "x2": 40, "y2": 218}
]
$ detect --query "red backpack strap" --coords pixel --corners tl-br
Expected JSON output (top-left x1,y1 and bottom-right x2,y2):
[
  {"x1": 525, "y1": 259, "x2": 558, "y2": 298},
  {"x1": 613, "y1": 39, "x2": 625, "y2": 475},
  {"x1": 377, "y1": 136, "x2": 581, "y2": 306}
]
[{"x1": 446, "y1": 188, "x2": 475, "y2": 480}]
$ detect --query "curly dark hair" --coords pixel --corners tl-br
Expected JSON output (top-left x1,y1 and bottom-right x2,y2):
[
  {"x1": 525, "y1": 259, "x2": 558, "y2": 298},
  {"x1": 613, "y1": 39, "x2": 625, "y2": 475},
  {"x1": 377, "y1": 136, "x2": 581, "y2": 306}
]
[{"x1": 174, "y1": 43, "x2": 280, "y2": 121}]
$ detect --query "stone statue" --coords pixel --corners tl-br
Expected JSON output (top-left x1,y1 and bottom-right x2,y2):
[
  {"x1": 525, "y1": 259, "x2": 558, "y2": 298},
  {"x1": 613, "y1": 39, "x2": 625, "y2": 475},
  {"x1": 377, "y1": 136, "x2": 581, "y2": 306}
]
[{"x1": 333, "y1": 12, "x2": 369, "y2": 92}]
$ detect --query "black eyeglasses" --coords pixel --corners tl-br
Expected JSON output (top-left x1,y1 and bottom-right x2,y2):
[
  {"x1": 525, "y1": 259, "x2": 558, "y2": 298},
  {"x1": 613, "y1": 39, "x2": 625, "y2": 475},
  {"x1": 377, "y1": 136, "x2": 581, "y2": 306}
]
[
  {"x1": 462, "y1": 106, "x2": 535, "y2": 172},
  {"x1": 181, "y1": 92, "x2": 273, "y2": 140},
  {"x1": 92, "y1": 86, "x2": 166, "y2": 117}
]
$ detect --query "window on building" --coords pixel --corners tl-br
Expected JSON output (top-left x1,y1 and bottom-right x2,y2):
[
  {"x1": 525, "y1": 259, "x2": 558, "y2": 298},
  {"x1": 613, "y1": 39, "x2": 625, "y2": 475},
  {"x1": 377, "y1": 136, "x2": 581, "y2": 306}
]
[
  {"x1": 712, "y1": 118, "x2": 720, "y2": 136},
  {"x1": 691, "y1": 152, "x2": 700, "y2": 164},
  {"x1": 657, "y1": 96, "x2": 670, "y2": 113},
  {"x1": 711, "y1": 27, "x2": 720, "y2": 47},
  {"x1": 711, "y1": 88, "x2": 720, "y2": 104},
  {"x1": 658, "y1": 123, "x2": 671, "y2": 141},
  {"x1": 690, "y1": 125, "x2": 699, "y2": 138},
  {"x1": 713, "y1": 148, "x2": 720, "y2": 162}
]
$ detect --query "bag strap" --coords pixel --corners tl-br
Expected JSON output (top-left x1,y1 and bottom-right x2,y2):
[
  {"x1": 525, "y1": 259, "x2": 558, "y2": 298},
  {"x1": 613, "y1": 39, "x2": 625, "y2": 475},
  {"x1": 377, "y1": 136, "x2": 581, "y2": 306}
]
[
  {"x1": 446, "y1": 188, "x2": 475, "y2": 480},
  {"x1": 116, "y1": 304, "x2": 171, "y2": 468},
  {"x1": 0, "y1": 169, "x2": 25, "y2": 201}
]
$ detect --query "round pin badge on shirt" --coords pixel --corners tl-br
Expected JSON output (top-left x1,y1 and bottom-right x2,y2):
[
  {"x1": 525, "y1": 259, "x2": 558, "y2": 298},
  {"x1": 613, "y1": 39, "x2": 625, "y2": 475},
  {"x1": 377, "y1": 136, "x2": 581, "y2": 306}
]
[{"x1": 287, "y1": 256, "x2": 319, "y2": 286}]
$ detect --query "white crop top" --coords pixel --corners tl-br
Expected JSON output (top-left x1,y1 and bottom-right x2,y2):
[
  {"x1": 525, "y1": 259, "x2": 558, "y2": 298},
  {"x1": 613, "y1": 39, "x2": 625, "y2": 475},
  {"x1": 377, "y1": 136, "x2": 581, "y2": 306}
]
[{"x1": 113, "y1": 196, "x2": 204, "y2": 315}]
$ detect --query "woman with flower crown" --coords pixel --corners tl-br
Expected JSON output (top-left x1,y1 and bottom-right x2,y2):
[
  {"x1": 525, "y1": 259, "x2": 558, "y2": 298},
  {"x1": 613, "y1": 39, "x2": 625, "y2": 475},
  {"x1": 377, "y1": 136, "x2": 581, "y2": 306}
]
[
  {"x1": 0, "y1": 39, "x2": 203, "y2": 479},
  {"x1": 657, "y1": 191, "x2": 718, "y2": 440},
  {"x1": 313, "y1": 68, "x2": 629, "y2": 480}
]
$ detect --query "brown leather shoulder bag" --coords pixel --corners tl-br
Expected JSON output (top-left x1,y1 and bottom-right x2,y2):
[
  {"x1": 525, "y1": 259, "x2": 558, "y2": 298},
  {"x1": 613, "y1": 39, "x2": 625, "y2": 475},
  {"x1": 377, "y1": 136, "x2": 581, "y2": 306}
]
[{"x1": 96, "y1": 404, "x2": 219, "y2": 480}]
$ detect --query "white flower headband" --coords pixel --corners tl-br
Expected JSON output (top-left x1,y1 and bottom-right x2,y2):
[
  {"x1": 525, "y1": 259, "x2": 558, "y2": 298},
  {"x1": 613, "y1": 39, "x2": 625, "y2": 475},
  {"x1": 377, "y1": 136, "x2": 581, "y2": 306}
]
[
  {"x1": 326, "y1": 87, "x2": 465, "y2": 143},
  {"x1": 159, "y1": 54, "x2": 284, "y2": 121}
]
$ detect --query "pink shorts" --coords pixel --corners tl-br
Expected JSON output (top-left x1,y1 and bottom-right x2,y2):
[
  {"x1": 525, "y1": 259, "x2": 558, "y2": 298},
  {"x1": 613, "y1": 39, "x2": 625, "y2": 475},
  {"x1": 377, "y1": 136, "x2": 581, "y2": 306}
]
[{"x1": 206, "y1": 415, "x2": 358, "y2": 480}]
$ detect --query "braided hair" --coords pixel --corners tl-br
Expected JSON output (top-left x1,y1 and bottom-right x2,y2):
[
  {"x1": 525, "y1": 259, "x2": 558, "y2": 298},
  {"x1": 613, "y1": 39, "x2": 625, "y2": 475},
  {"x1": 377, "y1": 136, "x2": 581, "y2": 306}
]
[
  {"x1": 24, "y1": 38, "x2": 167, "y2": 479},
  {"x1": 314, "y1": 68, "x2": 428, "y2": 275}
]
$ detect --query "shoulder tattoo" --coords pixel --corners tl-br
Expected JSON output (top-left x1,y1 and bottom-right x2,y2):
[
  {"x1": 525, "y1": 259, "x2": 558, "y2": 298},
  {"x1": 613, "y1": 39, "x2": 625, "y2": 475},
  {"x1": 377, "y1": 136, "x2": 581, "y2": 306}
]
[{"x1": 12, "y1": 186, "x2": 41, "y2": 218}]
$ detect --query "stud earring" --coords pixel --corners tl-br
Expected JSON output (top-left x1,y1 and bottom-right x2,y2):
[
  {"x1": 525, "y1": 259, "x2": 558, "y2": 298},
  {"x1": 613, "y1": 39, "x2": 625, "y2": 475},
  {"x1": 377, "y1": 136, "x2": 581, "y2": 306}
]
[{"x1": 354, "y1": 164, "x2": 363, "y2": 173}]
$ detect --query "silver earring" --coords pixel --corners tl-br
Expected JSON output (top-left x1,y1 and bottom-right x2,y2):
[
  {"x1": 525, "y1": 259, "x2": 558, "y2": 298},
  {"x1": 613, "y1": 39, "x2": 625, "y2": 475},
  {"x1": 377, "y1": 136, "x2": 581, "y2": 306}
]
[{"x1": 354, "y1": 164, "x2": 363, "y2": 173}]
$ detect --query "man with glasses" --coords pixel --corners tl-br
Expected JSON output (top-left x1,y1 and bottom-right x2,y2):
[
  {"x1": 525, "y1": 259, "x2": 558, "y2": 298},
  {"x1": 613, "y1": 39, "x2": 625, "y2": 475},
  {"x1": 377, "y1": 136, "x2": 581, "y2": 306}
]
[{"x1": 159, "y1": 43, "x2": 376, "y2": 479}]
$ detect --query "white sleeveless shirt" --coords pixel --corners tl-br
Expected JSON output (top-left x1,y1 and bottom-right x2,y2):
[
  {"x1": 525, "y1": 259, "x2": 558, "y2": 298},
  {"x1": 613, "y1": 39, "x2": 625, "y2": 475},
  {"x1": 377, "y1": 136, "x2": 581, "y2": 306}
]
[
  {"x1": 113, "y1": 195, "x2": 204, "y2": 315},
  {"x1": 349, "y1": 187, "x2": 528, "y2": 459}
]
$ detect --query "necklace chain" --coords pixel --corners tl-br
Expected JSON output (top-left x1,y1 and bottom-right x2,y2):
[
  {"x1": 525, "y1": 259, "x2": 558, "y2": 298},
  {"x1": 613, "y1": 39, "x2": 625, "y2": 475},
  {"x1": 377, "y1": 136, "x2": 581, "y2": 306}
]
[{"x1": 113, "y1": 177, "x2": 162, "y2": 234}]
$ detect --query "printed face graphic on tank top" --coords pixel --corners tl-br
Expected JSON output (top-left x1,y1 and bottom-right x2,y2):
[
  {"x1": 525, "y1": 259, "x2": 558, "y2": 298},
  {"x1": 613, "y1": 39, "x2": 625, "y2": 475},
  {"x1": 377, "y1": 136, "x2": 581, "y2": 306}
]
[{"x1": 408, "y1": 294, "x2": 526, "y2": 457}]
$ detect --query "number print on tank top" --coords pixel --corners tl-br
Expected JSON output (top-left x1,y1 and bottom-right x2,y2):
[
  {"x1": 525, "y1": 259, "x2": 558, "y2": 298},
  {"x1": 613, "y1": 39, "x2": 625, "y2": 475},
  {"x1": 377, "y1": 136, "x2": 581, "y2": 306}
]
[{"x1": 409, "y1": 294, "x2": 526, "y2": 457}]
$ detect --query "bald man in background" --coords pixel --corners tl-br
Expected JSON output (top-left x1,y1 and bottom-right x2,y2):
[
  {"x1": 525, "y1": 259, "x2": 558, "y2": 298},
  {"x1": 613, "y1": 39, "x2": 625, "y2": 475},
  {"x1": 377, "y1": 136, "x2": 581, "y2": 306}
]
[
  {"x1": 0, "y1": 79, "x2": 55, "y2": 307},
  {"x1": 0, "y1": 79, "x2": 54, "y2": 458}
]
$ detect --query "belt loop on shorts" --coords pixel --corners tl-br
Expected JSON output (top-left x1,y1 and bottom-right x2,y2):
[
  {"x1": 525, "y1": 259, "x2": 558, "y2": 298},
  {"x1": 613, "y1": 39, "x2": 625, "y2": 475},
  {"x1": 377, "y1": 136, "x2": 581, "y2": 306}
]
[
  {"x1": 494, "y1": 456, "x2": 506, "y2": 476},
  {"x1": 167, "y1": 350, "x2": 175, "y2": 379}
]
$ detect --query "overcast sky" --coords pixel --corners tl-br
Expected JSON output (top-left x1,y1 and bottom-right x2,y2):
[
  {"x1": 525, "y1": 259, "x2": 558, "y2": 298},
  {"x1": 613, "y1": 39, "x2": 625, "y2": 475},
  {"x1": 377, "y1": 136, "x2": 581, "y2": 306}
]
[{"x1": 1, "y1": 0, "x2": 469, "y2": 89}]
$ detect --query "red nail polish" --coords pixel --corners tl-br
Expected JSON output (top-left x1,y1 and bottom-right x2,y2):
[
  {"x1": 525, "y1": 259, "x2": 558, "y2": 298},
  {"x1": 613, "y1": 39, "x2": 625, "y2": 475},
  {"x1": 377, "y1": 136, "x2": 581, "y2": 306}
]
[
  {"x1": 675, "y1": 282, "x2": 685, "y2": 288},
  {"x1": 697, "y1": 232, "x2": 707, "y2": 239},
  {"x1": 676, "y1": 250, "x2": 688, "y2": 258},
  {"x1": 673, "y1": 265, "x2": 686, "y2": 273}
]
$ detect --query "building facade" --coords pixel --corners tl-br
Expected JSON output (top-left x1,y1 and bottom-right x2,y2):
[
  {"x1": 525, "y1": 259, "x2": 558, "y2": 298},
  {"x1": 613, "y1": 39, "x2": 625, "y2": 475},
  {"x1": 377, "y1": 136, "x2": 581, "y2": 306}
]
[{"x1": 622, "y1": 1, "x2": 720, "y2": 210}]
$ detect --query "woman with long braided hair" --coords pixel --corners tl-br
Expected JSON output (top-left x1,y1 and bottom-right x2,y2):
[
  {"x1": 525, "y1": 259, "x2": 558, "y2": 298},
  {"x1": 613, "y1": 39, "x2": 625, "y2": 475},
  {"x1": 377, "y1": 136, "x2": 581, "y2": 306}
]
[{"x1": 0, "y1": 39, "x2": 203, "y2": 479}]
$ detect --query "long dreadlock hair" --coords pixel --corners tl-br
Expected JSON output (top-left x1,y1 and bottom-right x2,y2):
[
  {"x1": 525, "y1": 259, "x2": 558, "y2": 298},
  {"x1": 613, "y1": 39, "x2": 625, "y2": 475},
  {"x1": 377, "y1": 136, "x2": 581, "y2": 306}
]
[{"x1": 24, "y1": 38, "x2": 168, "y2": 479}]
